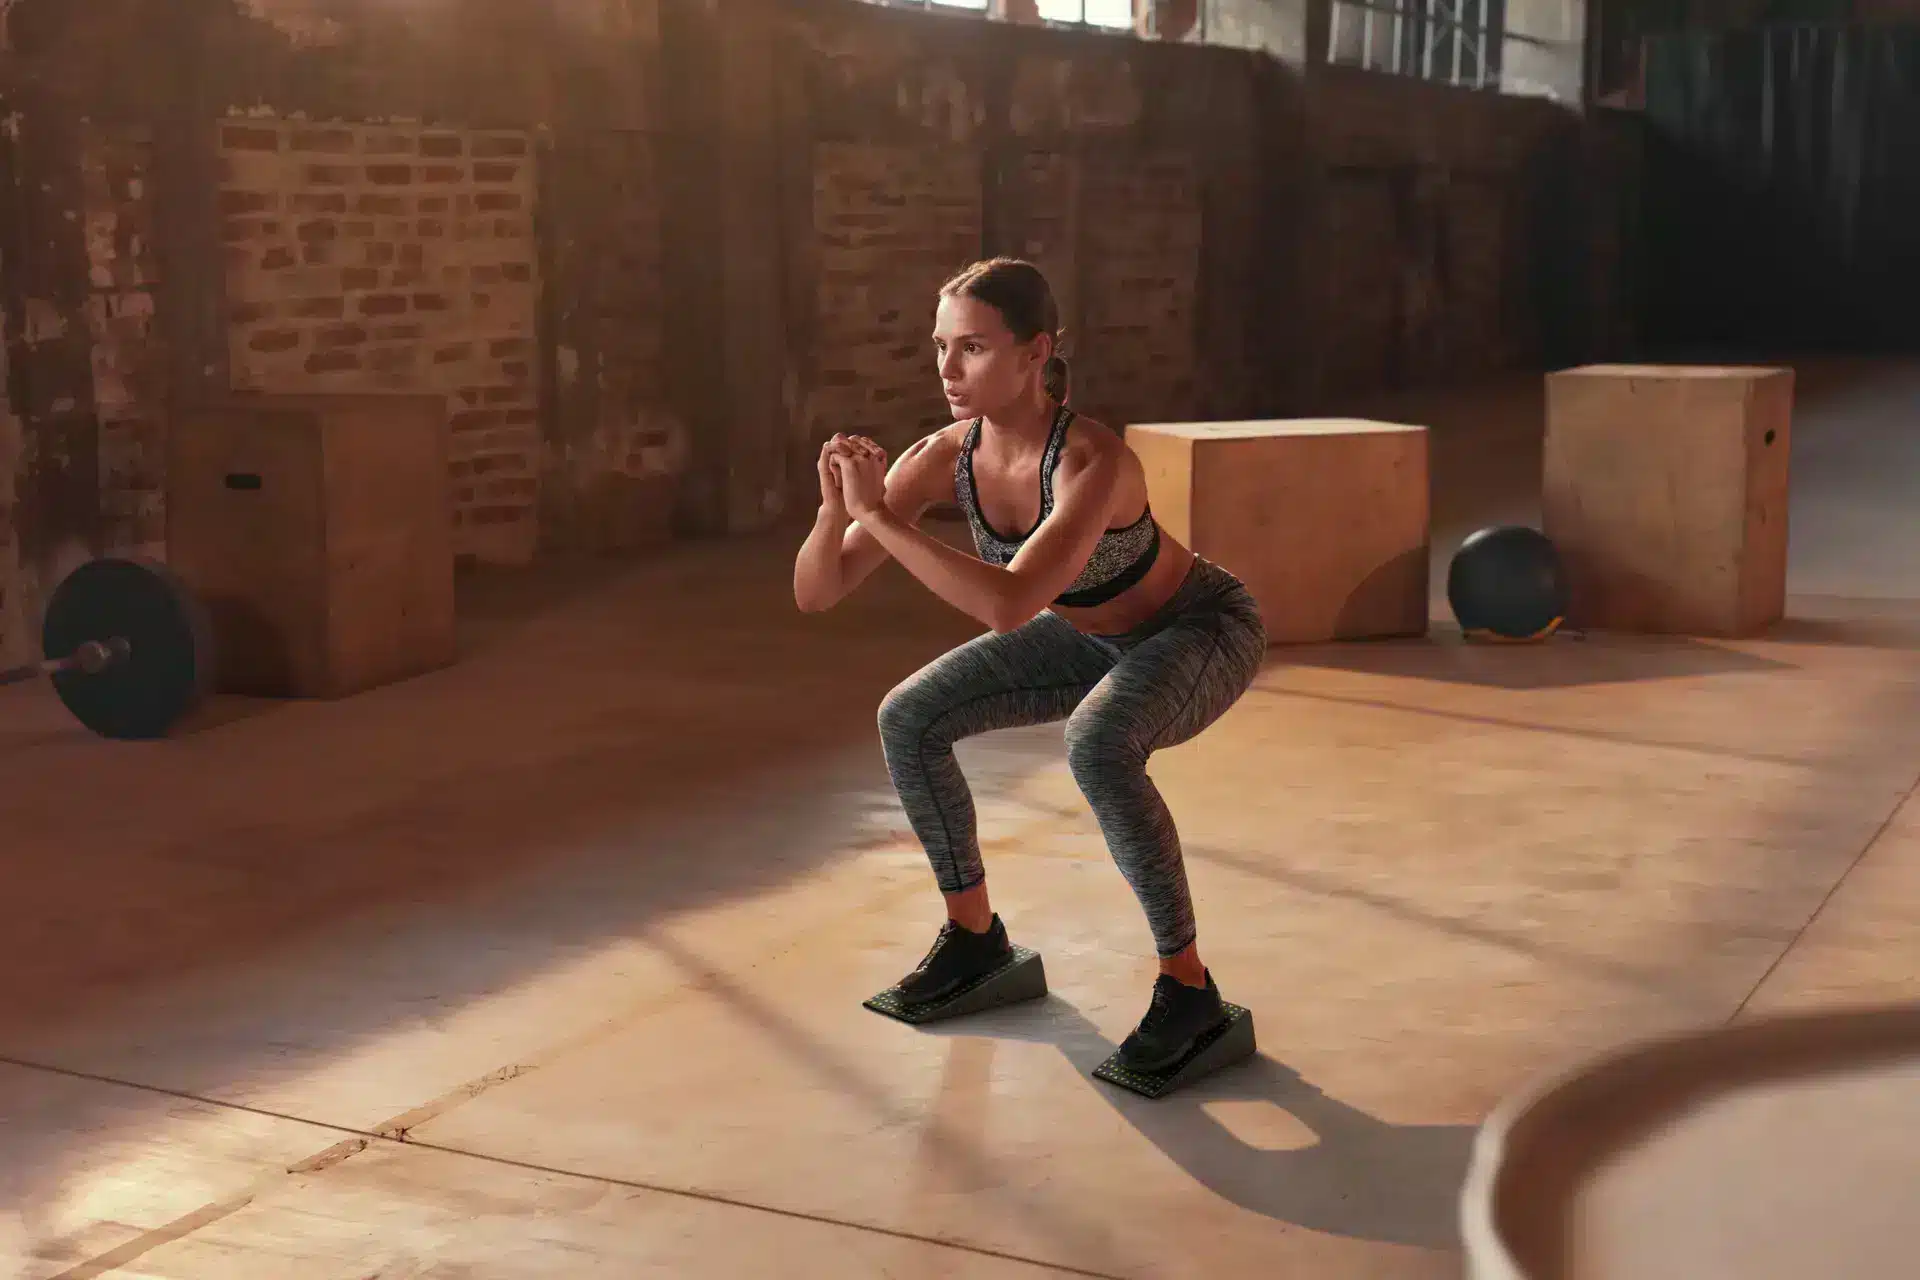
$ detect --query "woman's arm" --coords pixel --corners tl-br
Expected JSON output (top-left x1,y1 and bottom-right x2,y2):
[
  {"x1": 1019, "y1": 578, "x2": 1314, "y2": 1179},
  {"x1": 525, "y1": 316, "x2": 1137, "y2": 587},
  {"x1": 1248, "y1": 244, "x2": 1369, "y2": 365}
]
[
  {"x1": 794, "y1": 434, "x2": 947, "y2": 612},
  {"x1": 842, "y1": 441, "x2": 1123, "y2": 633}
]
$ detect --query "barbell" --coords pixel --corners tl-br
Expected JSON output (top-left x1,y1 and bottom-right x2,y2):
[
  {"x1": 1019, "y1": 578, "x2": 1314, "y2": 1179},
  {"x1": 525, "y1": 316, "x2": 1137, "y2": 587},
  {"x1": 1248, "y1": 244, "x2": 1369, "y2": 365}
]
[{"x1": 0, "y1": 557, "x2": 215, "y2": 740}]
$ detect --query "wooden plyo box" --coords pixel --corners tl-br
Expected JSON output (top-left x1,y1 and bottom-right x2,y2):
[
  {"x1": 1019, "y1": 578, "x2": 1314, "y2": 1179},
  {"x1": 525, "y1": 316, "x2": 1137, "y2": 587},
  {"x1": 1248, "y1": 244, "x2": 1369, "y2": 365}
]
[
  {"x1": 1127, "y1": 419, "x2": 1430, "y2": 644},
  {"x1": 166, "y1": 392, "x2": 457, "y2": 699},
  {"x1": 1543, "y1": 365, "x2": 1794, "y2": 637}
]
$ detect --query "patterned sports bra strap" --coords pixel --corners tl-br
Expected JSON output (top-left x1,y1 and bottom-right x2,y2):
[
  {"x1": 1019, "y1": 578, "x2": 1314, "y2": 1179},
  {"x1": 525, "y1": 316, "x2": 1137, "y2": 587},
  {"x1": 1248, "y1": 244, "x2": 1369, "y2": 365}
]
[
  {"x1": 1039, "y1": 404, "x2": 1073, "y2": 505},
  {"x1": 953, "y1": 417, "x2": 982, "y2": 485}
]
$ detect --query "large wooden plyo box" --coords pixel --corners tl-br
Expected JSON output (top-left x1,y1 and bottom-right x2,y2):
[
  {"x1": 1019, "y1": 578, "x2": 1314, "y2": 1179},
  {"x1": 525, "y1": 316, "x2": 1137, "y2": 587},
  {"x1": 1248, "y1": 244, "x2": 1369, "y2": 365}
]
[
  {"x1": 1543, "y1": 365, "x2": 1793, "y2": 638},
  {"x1": 166, "y1": 392, "x2": 457, "y2": 699},
  {"x1": 1128, "y1": 419, "x2": 1430, "y2": 644}
]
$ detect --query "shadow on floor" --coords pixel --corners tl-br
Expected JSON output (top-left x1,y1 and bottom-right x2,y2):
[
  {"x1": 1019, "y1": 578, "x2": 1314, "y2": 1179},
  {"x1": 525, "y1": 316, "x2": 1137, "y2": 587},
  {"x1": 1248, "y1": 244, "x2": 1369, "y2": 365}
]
[
  {"x1": 638, "y1": 929, "x2": 1471, "y2": 1270},
  {"x1": 1763, "y1": 607, "x2": 1920, "y2": 652},
  {"x1": 0, "y1": 540, "x2": 1023, "y2": 1273},
  {"x1": 1274, "y1": 626, "x2": 1792, "y2": 691},
  {"x1": 923, "y1": 999, "x2": 1476, "y2": 1252},
  {"x1": 0, "y1": 532, "x2": 978, "y2": 1045}
]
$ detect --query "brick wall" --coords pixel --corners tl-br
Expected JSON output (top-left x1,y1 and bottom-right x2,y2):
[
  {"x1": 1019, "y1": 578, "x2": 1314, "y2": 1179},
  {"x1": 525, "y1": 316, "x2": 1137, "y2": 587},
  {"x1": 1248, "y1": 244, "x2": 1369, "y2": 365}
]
[
  {"x1": 541, "y1": 129, "x2": 677, "y2": 553},
  {"x1": 1296, "y1": 67, "x2": 1580, "y2": 403},
  {"x1": 806, "y1": 138, "x2": 1207, "y2": 443},
  {"x1": 999, "y1": 149, "x2": 1081, "y2": 347},
  {"x1": 0, "y1": 332, "x2": 18, "y2": 668},
  {"x1": 1074, "y1": 153, "x2": 1203, "y2": 429},
  {"x1": 783, "y1": 8, "x2": 1604, "y2": 447},
  {"x1": 0, "y1": 104, "x2": 114, "y2": 671},
  {"x1": 0, "y1": 0, "x2": 1632, "y2": 646},
  {"x1": 785, "y1": 8, "x2": 1225, "y2": 465},
  {"x1": 1308, "y1": 163, "x2": 1524, "y2": 396},
  {"x1": 218, "y1": 117, "x2": 542, "y2": 564},
  {"x1": 1316, "y1": 169, "x2": 1402, "y2": 394},
  {"x1": 1440, "y1": 175, "x2": 1516, "y2": 375},
  {"x1": 82, "y1": 123, "x2": 168, "y2": 560},
  {"x1": 801, "y1": 142, "x2": 983, "y2": 457}
]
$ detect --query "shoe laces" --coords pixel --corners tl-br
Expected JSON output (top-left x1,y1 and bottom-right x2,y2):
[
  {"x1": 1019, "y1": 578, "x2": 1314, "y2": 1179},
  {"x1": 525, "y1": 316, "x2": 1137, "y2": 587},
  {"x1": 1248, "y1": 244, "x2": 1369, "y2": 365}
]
[
  {"x1": 916, "y1": 920, "x2": 960, "y2": 970},
  {"x1": 1136, "y1": 980, "x2": 1177, "y2": 1033}
]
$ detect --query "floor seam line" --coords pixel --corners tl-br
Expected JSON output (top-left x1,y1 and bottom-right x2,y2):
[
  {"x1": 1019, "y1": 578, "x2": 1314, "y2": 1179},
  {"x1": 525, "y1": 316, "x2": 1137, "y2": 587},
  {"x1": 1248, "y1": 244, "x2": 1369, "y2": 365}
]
[
  {"x1": 24, "y1": 1083, "x2": 1121, "y2": 1280},
  {"x1": 1726, "y1": 769, "x2": 1920, "y2": 1024},
  {"x1": 15, "y1": 876, "x2": 962, "y2": 1279},
  {"x1": 1249, "y1": 685, "x2": 1821, "y2": 770},
  {"x1": 16, "y1": 866, "x2": 1121, "y2": 1280}
]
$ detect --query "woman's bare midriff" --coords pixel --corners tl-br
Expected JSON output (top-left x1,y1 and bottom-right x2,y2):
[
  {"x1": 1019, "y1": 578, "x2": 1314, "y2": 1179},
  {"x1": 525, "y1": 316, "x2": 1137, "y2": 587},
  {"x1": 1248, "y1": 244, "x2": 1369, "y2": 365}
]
[{"x1": 1049, "y1": 534, "x2": 1198, "y2": 637}]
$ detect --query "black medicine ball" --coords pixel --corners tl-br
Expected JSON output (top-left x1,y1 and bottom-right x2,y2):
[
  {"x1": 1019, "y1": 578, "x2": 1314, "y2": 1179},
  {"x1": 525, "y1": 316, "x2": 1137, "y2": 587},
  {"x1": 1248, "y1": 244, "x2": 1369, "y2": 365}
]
[{"x1": 1446, "y1": 525, "x2": 1569, "y2": 642}]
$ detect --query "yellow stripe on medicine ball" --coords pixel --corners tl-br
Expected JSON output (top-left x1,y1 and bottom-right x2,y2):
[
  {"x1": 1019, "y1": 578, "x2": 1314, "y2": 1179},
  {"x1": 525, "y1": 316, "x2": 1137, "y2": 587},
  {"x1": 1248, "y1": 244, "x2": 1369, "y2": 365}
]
[{"x1": 1463, "y1": 616, "x2": 1564, "y2": 644}]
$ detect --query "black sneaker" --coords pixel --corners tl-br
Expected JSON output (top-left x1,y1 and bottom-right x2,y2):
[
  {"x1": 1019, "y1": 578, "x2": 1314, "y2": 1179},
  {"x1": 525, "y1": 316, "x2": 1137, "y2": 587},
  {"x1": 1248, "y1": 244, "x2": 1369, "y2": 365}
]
[
  {"x1": 1117, "y1": 971, "x2": 1230, "y2": 1073},
  {"x1": 895, "y1": 915, "x2": 1015, "y2": 1006}
]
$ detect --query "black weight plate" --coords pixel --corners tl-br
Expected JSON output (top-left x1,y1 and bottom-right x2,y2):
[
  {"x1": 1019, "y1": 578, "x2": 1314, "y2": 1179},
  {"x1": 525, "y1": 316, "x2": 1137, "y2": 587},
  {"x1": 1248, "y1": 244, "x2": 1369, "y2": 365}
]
[{"x1": 41, "y1": 558, "x2": 215, "y2": 740}]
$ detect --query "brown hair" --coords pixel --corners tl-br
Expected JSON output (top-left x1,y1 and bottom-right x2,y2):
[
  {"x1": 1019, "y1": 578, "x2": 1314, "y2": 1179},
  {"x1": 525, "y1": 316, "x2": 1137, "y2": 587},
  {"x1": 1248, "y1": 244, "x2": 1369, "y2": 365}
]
[{"x1": 938, "y1": 257, "x2": 1070, "y2": 403}]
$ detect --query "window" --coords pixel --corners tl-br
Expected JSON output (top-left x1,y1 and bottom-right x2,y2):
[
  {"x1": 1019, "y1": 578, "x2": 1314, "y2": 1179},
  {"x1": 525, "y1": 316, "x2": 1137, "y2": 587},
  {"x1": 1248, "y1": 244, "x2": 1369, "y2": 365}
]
[
  {"x1": 871, "y1": 0, "x2": 1137, "y2": 31},
  {"x1": 1327, "y1": 0, "x2": 1508, "y2": 89},
  {"x1": 1038, "y1": 0, "x2": 1135, "y2": 27},
  {"x1": 1326, "y1": 0, "x2": 1584, "y2": 101}
]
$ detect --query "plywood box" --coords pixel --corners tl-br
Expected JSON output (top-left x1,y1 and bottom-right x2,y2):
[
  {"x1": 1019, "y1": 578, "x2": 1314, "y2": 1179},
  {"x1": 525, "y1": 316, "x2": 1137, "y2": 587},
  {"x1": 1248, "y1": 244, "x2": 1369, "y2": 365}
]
[
  {"x1": 166, "y1": 392, "x2": 457, "y2": 699},
  {"x1": 1128, "y1": 419, "x2": 1430, "y2": 644},
  {"x1": 1543, "y1": 365, "x2": 1793, "y2": 637}
]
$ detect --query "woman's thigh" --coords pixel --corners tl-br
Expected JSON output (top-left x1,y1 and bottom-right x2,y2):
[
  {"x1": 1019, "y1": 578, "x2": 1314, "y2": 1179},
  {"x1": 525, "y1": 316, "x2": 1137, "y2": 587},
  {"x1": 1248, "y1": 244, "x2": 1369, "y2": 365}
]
[
  {"x1": 1069, "y1": 588, "x2": 1266, "y2": 758},
  {"x1": 879, "y1": 611, "x2": 1118, "y2": 745}
]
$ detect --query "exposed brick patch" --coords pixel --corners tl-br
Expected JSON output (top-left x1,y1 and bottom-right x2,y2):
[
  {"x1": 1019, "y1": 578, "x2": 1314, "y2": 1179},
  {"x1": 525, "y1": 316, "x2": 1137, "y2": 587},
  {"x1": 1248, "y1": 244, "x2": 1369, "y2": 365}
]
[
  {"x1": 804, "y1": 142, "x2": 981, "y2": 458},
  {"x1": 220, "y1": 117, "x2": 540, "y2": 561}
]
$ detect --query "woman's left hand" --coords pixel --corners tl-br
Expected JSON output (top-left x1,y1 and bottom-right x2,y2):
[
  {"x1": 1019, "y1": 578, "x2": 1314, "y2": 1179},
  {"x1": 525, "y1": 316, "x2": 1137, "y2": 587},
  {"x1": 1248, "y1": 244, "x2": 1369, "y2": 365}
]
[{"x1": 830, "y1": 437, "x2": 889, "y2": 521}]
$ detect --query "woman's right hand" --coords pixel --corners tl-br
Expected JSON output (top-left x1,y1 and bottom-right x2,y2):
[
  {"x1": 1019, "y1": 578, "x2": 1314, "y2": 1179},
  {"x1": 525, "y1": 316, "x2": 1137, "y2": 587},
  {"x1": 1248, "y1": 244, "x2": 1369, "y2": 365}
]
[
  {"x1": 819, "y1": 434, "x2": 888, "y2": 519},
  {"x1": 818, "y1": 436, "x2": 849, "y2": 519}
]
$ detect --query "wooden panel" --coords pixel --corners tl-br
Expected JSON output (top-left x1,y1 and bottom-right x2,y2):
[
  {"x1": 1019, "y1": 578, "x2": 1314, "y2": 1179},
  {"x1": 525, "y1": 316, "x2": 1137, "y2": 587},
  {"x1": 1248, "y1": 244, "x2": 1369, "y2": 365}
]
[
  {"x1": 320, "y1": 399, "x2": 457, "y2": 699},
  {"x1": 166, "y1": 392, "x2": 455, "y2": 698},
  {"x1": 165, "y1": 405, "x2": 328, "y2": 697},
  {"x1": 1543, "y1": 365, "x2": 1793, "y2": 637},
  {"x1": 1131, "y1": 419, "x2": 1430, "y2": 644},
  {"x1": 1739, "y1": 373, "x2": 1795, "y2": 634}
]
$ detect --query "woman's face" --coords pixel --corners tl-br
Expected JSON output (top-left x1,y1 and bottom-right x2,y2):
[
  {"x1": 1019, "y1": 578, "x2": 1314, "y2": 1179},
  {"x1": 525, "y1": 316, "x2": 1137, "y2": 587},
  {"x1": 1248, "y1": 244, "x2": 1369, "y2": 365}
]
[{"x1": 932, "y1": 293, "x2": 1048, "y2": 419}]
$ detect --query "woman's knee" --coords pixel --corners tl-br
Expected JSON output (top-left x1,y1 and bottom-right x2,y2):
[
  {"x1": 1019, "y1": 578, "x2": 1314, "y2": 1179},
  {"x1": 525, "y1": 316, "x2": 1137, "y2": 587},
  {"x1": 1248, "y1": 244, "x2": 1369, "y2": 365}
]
[
  {"x1": 1063, "y1": 704, "x2": 1145, "y2": 784},
  {"x1": 877, "y1": 676, "x2": 938, "y2": 752}
]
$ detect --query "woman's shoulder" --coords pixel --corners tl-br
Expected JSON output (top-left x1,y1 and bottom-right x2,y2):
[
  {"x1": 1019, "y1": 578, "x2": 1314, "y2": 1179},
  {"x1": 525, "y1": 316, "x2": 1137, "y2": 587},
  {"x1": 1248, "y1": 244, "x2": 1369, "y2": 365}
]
[
  {"x1": 1058, "y1": 411, "x2": 1131, "y2": 470},
  {"x1": 1063, "y1": 409, "x2": 1121, "y2": 444},
  {"x1": 901, "y1": 420, "x2": 972, "y2": 464},
  {"x1": 887, "y1": 421, "x2": 970, "y2": 486}
]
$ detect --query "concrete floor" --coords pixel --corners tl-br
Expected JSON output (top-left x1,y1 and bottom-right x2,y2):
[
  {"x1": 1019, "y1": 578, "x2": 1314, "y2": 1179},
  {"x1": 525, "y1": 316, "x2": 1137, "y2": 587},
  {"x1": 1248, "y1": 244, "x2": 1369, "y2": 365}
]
[{"x1": 2, "y1": 359, "x2": 1916, "y2": 1279}]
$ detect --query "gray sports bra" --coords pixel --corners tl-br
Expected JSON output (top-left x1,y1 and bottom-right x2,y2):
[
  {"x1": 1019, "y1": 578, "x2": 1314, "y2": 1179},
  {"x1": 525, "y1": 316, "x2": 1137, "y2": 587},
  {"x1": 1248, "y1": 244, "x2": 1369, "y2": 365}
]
[{"x1": 953, "y1": 405, "x2": 1161, "y2": 608}]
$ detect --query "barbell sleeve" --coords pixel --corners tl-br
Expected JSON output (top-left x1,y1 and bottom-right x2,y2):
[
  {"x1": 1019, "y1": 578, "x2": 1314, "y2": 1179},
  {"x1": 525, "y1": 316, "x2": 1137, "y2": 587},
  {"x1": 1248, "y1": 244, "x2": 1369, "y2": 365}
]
[{"x1": 0, "y1": 638, "x2": 129, "y2": 688}]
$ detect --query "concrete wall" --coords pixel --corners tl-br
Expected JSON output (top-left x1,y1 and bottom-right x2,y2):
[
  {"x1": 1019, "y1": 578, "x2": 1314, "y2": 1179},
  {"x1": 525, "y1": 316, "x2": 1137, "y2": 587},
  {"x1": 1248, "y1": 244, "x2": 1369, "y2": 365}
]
[{"x1": 0, "y1": 0, "x2": 1630, "y2": 665}]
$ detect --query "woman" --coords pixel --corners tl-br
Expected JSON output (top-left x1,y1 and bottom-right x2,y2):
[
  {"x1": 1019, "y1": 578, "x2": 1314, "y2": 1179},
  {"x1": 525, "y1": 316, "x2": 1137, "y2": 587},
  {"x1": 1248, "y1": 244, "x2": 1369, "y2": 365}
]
[{"x1": 793, "y1": 258, "x2": 1267, "y2": 1074}]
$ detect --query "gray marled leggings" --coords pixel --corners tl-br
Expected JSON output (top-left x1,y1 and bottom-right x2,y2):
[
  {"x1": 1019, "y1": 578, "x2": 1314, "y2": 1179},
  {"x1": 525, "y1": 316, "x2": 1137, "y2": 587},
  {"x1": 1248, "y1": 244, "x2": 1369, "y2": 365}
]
[{"x1": 877, "y1": 559, "x2": 1267, "y2": 957}]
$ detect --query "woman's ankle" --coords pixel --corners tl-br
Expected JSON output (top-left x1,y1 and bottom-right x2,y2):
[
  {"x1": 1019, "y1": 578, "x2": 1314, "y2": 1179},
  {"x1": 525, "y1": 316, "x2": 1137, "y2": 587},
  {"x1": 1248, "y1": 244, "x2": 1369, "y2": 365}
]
[
  {"x1": 1157, "y1": 942, "x2": 1209, "y2": 988},
  {"x1": 943, "y1": 884, "x2": 994, "y2": 933}
]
